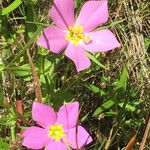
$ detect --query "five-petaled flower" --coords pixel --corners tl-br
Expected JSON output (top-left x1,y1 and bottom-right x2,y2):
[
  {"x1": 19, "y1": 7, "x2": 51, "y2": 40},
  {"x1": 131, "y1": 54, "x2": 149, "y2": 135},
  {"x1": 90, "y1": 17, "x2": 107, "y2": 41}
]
[
  {"x1": 37, "y1": 0, "x2": 120, "y2": 72},
  {"x1": 22, "y1": 101, "x2": 92, "y2": 150}
]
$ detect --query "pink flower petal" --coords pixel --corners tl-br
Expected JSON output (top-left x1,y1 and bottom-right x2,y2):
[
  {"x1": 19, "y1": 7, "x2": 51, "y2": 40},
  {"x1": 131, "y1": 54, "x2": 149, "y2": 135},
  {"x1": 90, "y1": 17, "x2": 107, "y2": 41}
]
[
  {"x1": 50, "y1": 0, "x2": 74, "y2": 29},
  {"x1": 37, "y1": 26, "x2": 68, "y2": 53},
  {"x1": 22, "y1": 126, "x2": 49, "y2": 149},
  {"x1": 46, "y1": 140, "x2": 67, "y2": 150},
  {"x1": 76, "y1": 1, "x2": 108, "y2": 32},
  {"x1": 67, "y1": 126, "x2": 93, "y2": 149},
  {"x1": 32, "y1": 102, "x2": 57, "y2": 128},
  {"x1": 65, "y1": 44, "x2": 91, "y2": 72},
  {"x1": 82, "y1": 29, "x2": 121, "y2": 53},
  {"x1": 57, "y1": 102, "x2": 79, "y2": 129}
]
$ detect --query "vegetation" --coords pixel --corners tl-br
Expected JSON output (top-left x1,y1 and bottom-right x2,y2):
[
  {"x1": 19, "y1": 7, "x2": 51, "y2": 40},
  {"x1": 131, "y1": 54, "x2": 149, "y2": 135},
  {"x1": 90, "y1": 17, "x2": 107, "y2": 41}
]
[{"x1": 0, "y1": 0, "x2": 149, "y2": 149}]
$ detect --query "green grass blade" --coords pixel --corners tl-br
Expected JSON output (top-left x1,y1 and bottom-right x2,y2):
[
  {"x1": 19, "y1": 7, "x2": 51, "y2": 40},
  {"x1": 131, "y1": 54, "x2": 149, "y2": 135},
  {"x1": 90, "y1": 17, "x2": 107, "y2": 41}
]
[
  {"x1": 93, "y1": 100, "x2": 115, "y2": 117},
  {"x1": 116, "y1": 64, "x2": 128, "y2": 90},
  {"x1": 1, "y1": 0, "x2": 23, "y2": 16},
  {"x1": 86, "y1": 51, "x2": 107, "y2": 70}
]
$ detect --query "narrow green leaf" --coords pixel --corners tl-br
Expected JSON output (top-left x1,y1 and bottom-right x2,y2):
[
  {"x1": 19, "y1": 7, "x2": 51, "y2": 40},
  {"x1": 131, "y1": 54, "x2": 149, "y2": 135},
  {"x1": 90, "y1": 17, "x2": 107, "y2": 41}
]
[
  {"x1": 81, "y1": 113, "x2": 89, "y2": 122},
  {"x1": 134, "y1": 99, "x2": 144, "y2": 106},
  {"x1": 144, "y1": 38, "x2": 150, "y2": 50},
  {"x1": 116, "y1": 64, "x2": 128, "y2": 90},
  {"x1": 104, "y1": 111, "x2": 117, "y2": 116},
  {"x1": 109, "y1": 19, "x2": 126, "y2": 26},
  {"x1": 96, "y1": 19, "x2": 125, "y2": 30},
  {"x1": 85, "y1": 83, "x2": 100, "y2": 93},
  {"x1": 93, "y1": 100, "x2": 115, "y2": 117},
  {"x1": 1, "y1": 0, "x2": 23, "y2": 16},
  {"x1": 26, "y1": 21, "x2": 48, "y2": 27},
  {"x1": 86, "y1": 51, "x2": 107, "y2": 70},
  {"x1": 42, "y1": 59, "x2": 52, "y2": 74},
  {"x1": 118, "y1": 102, "x2": 141, "y2": 113},
  {"x1": 85, "y1": 83, "x2": 106, "y2": 96}
]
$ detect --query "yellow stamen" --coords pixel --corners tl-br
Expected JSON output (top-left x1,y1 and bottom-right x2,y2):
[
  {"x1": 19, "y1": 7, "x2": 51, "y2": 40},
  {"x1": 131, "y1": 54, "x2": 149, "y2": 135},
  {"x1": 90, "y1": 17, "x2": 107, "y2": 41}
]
[
  {"x1": 48, "y1": 124, "x2": 66, "y2": 142},
  {"x1": 66, "y1": 26, "x2": 90, "y2": 45}
]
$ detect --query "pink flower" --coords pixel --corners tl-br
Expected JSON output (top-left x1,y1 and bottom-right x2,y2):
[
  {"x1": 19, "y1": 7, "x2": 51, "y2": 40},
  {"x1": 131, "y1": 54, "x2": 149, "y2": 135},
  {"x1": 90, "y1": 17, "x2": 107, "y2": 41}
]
[
  {"x1": 22, "y1": 101, "x2": 92, "y2": 150},
  {"x1": 37, "y1": 0, "x2": 120, "y2": 72}
]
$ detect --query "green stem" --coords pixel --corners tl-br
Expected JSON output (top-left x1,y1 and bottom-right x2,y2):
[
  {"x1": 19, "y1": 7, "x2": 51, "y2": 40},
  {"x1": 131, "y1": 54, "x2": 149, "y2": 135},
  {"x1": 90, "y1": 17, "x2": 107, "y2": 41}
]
[{"x1": 11, "y1": 125, "x2": 16, "y2": 141}]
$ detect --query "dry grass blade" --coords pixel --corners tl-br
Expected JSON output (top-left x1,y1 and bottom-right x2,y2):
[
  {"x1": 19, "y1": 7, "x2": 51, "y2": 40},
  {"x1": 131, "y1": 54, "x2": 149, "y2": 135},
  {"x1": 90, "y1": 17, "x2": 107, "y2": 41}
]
[
  {"x1": 139, "y1": 118, "x2": 150, "y2": 150},
  {"x1": 125, "y1": 132, "x2": 138, "y2": 150},
  {"x1": 104, "y1": 127, "x2": 113, "y2": 150}
]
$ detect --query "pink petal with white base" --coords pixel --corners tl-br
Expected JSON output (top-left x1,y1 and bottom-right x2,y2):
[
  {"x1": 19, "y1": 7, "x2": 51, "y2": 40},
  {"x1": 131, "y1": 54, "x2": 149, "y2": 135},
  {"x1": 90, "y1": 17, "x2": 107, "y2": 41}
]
[
  {"x1": 67, "y1": 126, "x2": 93, "y2": 149},
  {"x1": 82, "y1": 29, "x2": 121, "y2": 53},
  {"x1": 57, "y1": 102, "x2": 79, "y2": 129},
  {"x1": 46, "y1": 140, "x2": 67, "y2": 150},
  {"x1": 37, "y1": 26, "x2": 68, "y2": 54},
  {"x1": 32, "y1": 102, "x2": 57, "y2": 128},
  {"x1": 22, "y1": 126, "x2": 49, "y2": 149},
  {"x1": 76, "y1": 1, "x2": 108, "y2": 32},
  {"x1": 50, "y1": 0, "x2": 74, "y2": 29},
  {"x1": 65, "y1": 44, "x2": 91, "y2": 72}
]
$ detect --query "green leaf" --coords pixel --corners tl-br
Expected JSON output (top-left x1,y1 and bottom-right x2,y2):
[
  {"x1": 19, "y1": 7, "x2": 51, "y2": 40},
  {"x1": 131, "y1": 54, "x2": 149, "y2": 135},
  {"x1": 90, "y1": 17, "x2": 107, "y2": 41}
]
[
  {"x1": 9, "y1": 64, "x2": 32, "y2": 77},
  {"x1": 104, "y1": 111, "x2": 117, "y2": 116},
  {"x1": 118, "y1": 102, "x2": 141, "y2": 113},
  {"x1": 144, "y1": 37, "x2": 150, "y2": 50},
  {"x1": 0, "y1": 140, "x2": 9, "y2": 150},
  {"x1": 42, "y1": 59, "x2": 52, "y2": 74},
  {"x1": 26, "y1": 21, "x2": 48, "y2": 27},
  {"x1": 118, "y1": 102, "x2": 135, "y2": 111},
  {"x1": 81, "y1": 113, "x2": 89, "y2": 122},
  {"x1": 134, "y1": 99, "x2": 144, "y2": 106},
  {"x1": 116, "y1": 64, "x2": 128, "y2": 90},
  {"x1": 85, "y1": 83, "x2": 106, "y2": 96},
  {"x1": 1, "y1": 0, "x2": 23, "y2": 16},
  {"x1": 38, "y1": 47, "x2": 49, "y2": 56},
  {"x1": 86, "y1": 51, "x2": 107, "y2": 70},
  {"x1": 93, "y1": 100, "x2": 115, "y2": 117}
]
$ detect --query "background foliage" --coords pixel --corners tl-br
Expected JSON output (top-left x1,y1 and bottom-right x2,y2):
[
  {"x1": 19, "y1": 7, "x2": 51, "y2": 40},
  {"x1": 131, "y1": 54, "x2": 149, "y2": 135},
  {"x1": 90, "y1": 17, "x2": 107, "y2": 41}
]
[{"x1": 0, "y1": 0, "x2": 150, "y2": 149}]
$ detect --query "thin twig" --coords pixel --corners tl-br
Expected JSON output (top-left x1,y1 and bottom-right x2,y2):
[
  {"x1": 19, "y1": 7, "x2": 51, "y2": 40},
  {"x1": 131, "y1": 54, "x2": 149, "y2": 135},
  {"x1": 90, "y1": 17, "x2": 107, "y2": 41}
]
[
  {"x1": 26, "y1": 49, "x2": 42, "y2": 103},
  {"x1": 139, "y1": 117, "x2": 150, "y2": 150}
]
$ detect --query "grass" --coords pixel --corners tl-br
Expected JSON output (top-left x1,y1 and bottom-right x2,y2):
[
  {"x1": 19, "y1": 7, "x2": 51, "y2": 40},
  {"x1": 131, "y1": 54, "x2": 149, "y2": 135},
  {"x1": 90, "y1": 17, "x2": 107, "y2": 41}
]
[{"x1": 0, "y1": 0, "x2": 150, "y2": 149}]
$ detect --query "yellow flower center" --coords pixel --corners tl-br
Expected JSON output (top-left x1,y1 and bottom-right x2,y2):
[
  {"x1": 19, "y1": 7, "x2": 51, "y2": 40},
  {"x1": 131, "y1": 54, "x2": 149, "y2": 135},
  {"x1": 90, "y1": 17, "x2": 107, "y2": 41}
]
[
  {"x1": 48, "y1": 124, "x2": 66, "y2": 142},
  {"x1": 66, "y1": 26, "x2": 90, "y2": 45}
]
